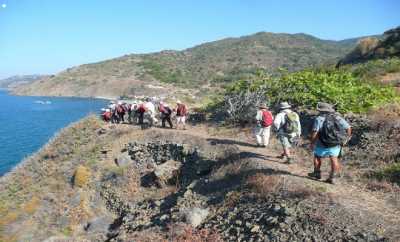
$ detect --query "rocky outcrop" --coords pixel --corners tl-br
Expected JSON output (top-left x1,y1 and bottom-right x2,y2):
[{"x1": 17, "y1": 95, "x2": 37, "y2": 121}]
[{"x1": 338, "y1": 26, "x2": 400, "y2": 65}]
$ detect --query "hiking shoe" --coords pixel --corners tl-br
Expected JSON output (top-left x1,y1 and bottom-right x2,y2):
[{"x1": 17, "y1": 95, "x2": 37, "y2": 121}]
[
  {"x1": 325, "y1": 173, "x2": 338, "y2": 184},
  {"x1": 308, "y1": 171, "x2": 322, "y2": 180},
  {"x1": 325, "y1": 177, "x2": 335, "y2": 184},
  {"x1": 277, "y1": 154, "x2": 285, "y2": 159}
]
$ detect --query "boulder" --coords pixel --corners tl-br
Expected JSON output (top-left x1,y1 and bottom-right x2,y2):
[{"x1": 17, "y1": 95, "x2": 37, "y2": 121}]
[
  {"x1": 115, "y1": 152, "x2": 131, "y2": 167},
  {"x1": 183, "y1": 207, "x2": 209, "y2": 227},
  {"x1": 154, "y1": 159, "x2": 182, "y2": 185}
]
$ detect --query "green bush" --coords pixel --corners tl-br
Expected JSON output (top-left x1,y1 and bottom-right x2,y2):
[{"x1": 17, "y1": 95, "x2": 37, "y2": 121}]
[
  {"x1": 224, "y1": 67, "x2": 398, "y2": 113},
  {"x1": 374, "y1": 163, "x2": 400, "y2": 185}
]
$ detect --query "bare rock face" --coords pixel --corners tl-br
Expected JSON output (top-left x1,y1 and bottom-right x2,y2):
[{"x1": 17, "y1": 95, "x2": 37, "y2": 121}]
[
  {"x1": 154, "y1": 159, "x2": 182, "y2": 186},
  {"x1": 141, "y1": 159, "x2": 182, "y2": 187}
]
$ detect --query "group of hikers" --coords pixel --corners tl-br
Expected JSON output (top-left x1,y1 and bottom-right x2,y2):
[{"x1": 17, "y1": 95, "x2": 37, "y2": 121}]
[
  {"x1": 101, "y1": 97, "x2": 351, "y2": 185},
  {"x1": 100, "y1": 98, "x2": 188, "y2": 130},
  {"x1": 255, "y1": 101, "x2": 352, "y2": 185}
]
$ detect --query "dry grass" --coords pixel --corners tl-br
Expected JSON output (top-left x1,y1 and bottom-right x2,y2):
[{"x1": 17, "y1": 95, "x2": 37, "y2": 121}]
[
  {"x1": 169, "y1": 223, "x2": 223, "y2": 242},
  {"x1": 245, "y1": 173, "x2": 283, "y2": 195},
  {"x1": 22, "y1": 196, "x2": 40, "y2": 214},
  {"x1": 366, "y1": 179, "x2": 400, "y2": 193},
  {"x1": 73, "y1": 165, "x2": 91, "y2": 187}
]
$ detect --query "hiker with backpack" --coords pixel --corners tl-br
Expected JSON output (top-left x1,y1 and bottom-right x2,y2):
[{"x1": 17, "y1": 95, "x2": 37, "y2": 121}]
[
  {"x1": 136, "y1": 102, "x2": 147, "y2": 124},
  {"x1": 160, "y1": 103, "x2": 173, "y2": 128},
  {"x1": 255, "y1": 103, "x2": 273, "y2": 147},
  {"x1": 175, "y1": 100, "x2": 188, "y2": 130},
  {"x1": 116, "y1": 101, "x2": 126, "y2": 123},
  {"x1": 273, "y1": 102, "x2": 301, "y2": 164},
  {"x1": 308, "y1": 102, "x2": 352, "y2": 184}
]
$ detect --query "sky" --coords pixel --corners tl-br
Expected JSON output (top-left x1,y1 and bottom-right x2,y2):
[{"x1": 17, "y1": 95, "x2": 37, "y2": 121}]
[{"x1": 0, "y1": 0, "x2": 399, "y2": 79}]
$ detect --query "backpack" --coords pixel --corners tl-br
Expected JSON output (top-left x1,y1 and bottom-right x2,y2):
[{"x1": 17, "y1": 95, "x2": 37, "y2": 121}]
[
  {"x1": 116, "y1": 105, "x2": 124, "y2": 113},
  {"x1": 163, "y1": 107, "x2": 172, "y2": 115},
  {"x1": 282, "y1": 112, "x2": 299, "y2": 134},
  {"x1": 319, "y1": 114, "x2": 348, "y2": 147},
  {"x1": 261, "y1": 110, "x2": 273, "y2": 127}
]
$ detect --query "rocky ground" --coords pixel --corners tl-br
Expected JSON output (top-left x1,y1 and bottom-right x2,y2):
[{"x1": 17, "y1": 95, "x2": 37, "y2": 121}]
[{"x1": 0, "y1": 114, "x2": 399, "y2": 242}]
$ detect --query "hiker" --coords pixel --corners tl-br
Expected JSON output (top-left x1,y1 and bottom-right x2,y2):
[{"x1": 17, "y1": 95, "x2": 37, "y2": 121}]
[
  {"x1": 308, "y1": 102, "x2": 352, "y2": 184},
  {"x1": 145, "y1": 98, "x2": 157, "y2": 125},
  {"x1": 136, "y1": 102, "x2": 147, "y2": 124},
  {"x1": 101, "y1": 108, "x2": 112, "y2": 123},
  {"x1": 175, "y1": 100, "x2": 188, "y2": 130},
  {"x1": 128, "y1": 102, "x2": 137, "y2": 124},
  {"x1": 255, "y1": 103, "x2": 273, "y2": 147},
  {"x1": 116, "y1": 101, "x2": 126, "y2": 123},
  {"x1": 108, "y1": 101, "x2": 119, "y2": 123},
  {"x1": 160, "y1": 103, "x2": 173, "y2": 128},
  {"x1": 273, "y1": 102, "x2": 301, "y2": 164}
]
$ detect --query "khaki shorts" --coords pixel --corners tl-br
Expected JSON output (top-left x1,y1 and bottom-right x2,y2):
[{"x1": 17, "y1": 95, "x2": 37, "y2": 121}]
[
  {"x1": 278, "y1": 134, "x2": 292, "y2": 149},
  {"x1": 176, "y1": 116, "x2": 186, "y2": 124}
]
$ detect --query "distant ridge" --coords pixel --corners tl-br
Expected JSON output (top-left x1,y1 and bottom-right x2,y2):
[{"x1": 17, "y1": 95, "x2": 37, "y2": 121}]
[
  {"x1": 13, "y1": 31, "x2": 368, "y2": 98},
  {"x1": 0, "y1": 75, "x2": 48, "y2": 89}
]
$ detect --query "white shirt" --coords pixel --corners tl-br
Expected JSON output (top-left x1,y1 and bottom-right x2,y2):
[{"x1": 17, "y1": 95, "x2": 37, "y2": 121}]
[
  {"x1": 145, "y1": 102, "x2": 156, "y2": 115},
  {"x1": 273, "y1": 109, "x2": 301, "y2": 136}
]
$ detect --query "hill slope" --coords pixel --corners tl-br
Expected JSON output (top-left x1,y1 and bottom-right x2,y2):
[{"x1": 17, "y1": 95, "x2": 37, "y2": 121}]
[
  {"x1": 0, "y1": 75, "x2": 48, "y2": 89},
  {"x1": 338, "y1": 26, "x2": 400, "y2": 65},
  {"x1": 13, "y1": 32, "x2": 361, "y2": 98}
]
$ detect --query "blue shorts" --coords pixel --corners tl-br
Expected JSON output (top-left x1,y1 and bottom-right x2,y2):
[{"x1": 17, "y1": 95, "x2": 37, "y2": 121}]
[{"x1": 314, "y1": 144, "x2": 341, "y2": 158}]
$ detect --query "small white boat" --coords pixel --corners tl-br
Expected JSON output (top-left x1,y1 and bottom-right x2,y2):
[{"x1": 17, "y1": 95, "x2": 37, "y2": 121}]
[{"x1": 34, "y1": 100, "x2": 52, "y2": 105}]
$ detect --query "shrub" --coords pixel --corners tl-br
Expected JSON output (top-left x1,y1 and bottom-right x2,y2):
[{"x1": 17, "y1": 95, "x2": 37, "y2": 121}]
[
  {"x1": 215, "y1": 67, "x2": 398, "y2": 118},
  {"x1": 73, "y1": 165, "x2": 91, "y2": 187},
  {"x1": 374, "y1": 163, "x2": 400, "y2": 185}
]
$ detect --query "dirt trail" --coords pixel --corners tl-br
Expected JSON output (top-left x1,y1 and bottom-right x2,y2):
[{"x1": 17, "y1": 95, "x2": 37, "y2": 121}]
[{"x1": 144, "y1": 123, "x2": 400, "y2": 235}]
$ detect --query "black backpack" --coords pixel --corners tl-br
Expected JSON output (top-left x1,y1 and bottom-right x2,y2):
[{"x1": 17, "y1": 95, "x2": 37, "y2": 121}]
[{"x1": 319, "y1": 114, "x2": 348, "y2": 147}]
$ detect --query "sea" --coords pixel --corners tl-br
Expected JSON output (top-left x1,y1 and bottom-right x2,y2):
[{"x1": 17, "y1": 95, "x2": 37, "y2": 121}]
[{"x1": 0, "y1": 90, "x2": 107, "y2": 176}]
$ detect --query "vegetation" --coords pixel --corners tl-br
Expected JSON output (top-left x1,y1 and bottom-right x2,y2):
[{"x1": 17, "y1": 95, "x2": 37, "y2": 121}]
[
  {"x1": 374, "y1": 163, "x2": 400, "y2": 185},
  {"x1": 210, "y1": 58, "x2": 399, "y2": 123}
]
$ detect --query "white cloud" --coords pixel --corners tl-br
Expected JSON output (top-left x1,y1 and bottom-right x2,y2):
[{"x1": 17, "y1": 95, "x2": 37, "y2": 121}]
[{"x1": 1, "y1": 4, "x2": 6, "y2": 8}]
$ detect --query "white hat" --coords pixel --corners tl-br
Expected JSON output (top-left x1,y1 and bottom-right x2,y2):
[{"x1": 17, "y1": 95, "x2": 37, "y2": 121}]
[
  {"x1": 176, "y1": 100, "x2": 182, "y2": 104},
  {"x1": 118, "y1": 101, "x2": 123, "y2": 105},
  {"x1": 159, "y1": 101, "x2": 164, "y2": 105},
  {"x1": 106, "y1": 109, "x2": 111, "y2": 112},
  {"x1": 279, "y1": 102, "x2": 291, "y2": 110},
  {"x1": 164, "y1": 103, "x2": 169, "y2": 107},
  {"x1": 101, "y1": 108, "x2": 106, "y2": 111}
]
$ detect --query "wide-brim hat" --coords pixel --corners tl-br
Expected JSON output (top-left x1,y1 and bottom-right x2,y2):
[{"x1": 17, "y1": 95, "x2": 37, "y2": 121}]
[
  {"x1": 278, "y1": 102, "x2": 291, "y2": 110},
  {"x1": 317, "y1": 102, "x2": 335, "y2": 113},
  {"x1": 258, "y1": 103, "x2": 268, "y2": 109},
  {"x1": 176, "y1": 100, "x2": 182, "y2": 104}
]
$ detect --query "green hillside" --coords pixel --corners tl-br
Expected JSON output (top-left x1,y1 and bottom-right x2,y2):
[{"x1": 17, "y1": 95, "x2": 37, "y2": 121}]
[{"x1": 14, "y1": 32, "x2": 361, "y2": 98}]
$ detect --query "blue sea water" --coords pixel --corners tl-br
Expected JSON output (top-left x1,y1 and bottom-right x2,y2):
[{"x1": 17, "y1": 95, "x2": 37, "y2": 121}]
[{"x1": 0, "y1": 90, "x2": 107, "y2": 176}]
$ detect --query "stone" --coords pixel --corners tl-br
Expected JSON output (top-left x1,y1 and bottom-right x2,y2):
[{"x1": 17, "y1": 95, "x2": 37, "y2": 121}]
[
  {"x1": 184, "y1": 207, "x2": 209, "y2": 227},
  {"x1": 115, "y1": 152, "x2": 131, "y2": 167},
  {"x1": 84, "y1": 216, "x2": 114, "y2": 233},
  {"x1": 251, "y1": 225, "x2": 260, "y2": 233},
  {"x1": 154, "y1": 159, "x2": 182, "y2": 186}
]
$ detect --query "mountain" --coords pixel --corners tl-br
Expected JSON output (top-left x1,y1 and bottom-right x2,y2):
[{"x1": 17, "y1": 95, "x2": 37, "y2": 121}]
[
  {"x1": 0, "y1": 75, "x2": 48, "y2": 89},
  {"x1": 13, "y1": 32, "x2": 364, "y2": 98},
  {"x1": 338, "y1": 26, "x2": 400, "y2": 65}
]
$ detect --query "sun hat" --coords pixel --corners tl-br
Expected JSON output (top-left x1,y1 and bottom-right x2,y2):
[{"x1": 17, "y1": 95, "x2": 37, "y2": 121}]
[
  {"x1": 317, "y1": 102, "x2": 335, "y2": 113},
  {"x1": 279, "y1": 101, "x2": 291, "y2": 110},
  {"x1": 258, "y1": 103, "x2": 268, "y2": 109},
  {"x1": 177, "y1": 100, "x2": 182, "y2": 104}
]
